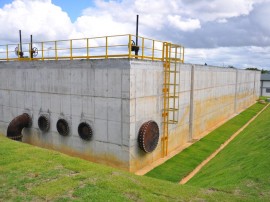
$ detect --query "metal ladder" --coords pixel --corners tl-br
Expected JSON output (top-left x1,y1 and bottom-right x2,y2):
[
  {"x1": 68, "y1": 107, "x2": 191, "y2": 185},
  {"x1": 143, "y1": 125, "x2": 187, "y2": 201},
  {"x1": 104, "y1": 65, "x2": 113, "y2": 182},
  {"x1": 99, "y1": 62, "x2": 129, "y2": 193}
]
[{"x1": 162, "y1": 42, "x2": 183, "y2": 157}]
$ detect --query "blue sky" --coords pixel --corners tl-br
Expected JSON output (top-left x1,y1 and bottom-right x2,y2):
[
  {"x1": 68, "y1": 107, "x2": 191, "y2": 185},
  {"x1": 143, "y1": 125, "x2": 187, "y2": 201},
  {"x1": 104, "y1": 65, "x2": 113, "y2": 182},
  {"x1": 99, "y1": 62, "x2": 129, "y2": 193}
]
[
  {"x1": 51, "y1": 0, "x2": 95, "y2": 22},
  {"x1": 0, "y1": 0, "x2": 269, "y2": 69},
  {"x1": 0, "y1": 0, "x2": 95, "y2": 22}
]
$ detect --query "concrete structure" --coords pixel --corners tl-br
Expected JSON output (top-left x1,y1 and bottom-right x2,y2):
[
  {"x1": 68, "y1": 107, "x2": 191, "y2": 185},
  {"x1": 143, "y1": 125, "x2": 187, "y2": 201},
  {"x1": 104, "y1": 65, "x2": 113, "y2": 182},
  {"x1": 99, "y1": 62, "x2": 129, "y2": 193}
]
[
  {"x1": 260, "y1": 74, "x2": 270, "y2": 97},
  {"x1": 0, "y1": 59, "x2": 260, "y2": 172}
]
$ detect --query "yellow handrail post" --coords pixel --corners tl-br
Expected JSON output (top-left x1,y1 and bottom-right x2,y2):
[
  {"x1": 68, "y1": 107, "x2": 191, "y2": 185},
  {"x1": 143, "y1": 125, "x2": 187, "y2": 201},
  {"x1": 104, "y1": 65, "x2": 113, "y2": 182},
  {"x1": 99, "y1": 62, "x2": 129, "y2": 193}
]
[
  {"x1": 55, "y1": 41, "x2": 58, "y2": 60},
  {"x1": 152, "y1": 40, "x2": 155, "y2": 60},
  {"x1": 70, "y1": 40, "x2": 73, "y2": 60},
  {"x1": 142, "y1": 38, "x2": 144, "y2": 59},
  {"x1": 87, "y1": 38, "x2": 89, "y2": 59},
  {"x1": 41, "y1": 42, "x2": 44, "y2": 61},
  {"x1": 6, "y1": 45, "x2": 8, "y2": 61},
  {"x1": 105, "y1": 36, "x2": 108, "y2": 59},
  {"x1": 128, "y1": 34, "x2": 132, "y2": 59}
]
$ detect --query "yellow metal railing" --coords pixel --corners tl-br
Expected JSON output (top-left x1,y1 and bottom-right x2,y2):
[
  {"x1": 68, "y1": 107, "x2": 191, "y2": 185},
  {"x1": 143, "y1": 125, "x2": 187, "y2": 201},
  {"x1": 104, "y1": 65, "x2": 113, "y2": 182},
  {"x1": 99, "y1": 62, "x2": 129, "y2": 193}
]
[
  {"x1": 0, "y1": 34, "x2": 184, "y2": 62},
  {"x1": 0, "y1": 34, "x2": 184, "y2": 157}
]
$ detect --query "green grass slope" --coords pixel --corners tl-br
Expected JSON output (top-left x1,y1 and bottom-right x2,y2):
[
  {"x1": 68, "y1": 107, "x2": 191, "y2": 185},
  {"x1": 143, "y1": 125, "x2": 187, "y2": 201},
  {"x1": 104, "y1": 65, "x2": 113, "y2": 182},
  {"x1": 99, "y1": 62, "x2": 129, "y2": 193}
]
[
  {"x1": 0, "y1": 135, "x2": 246, "y2": 202},
  {"x1": 146, "y1": 103, "x2": 265, "y2": 183},
  {"x1": 188, "y1": 104, "x2": 270, "y2": 200},
  {"x1": 0, "y1": 102, "x2": 268, "y2": 201}
]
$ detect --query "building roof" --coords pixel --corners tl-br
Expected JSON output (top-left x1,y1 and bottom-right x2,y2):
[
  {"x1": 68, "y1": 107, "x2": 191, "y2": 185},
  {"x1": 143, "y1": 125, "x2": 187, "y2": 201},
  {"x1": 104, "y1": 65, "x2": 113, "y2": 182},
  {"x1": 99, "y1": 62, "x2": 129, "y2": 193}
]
[{"x1": 261, "y1": 74, "x2": 270, "y2": 81}]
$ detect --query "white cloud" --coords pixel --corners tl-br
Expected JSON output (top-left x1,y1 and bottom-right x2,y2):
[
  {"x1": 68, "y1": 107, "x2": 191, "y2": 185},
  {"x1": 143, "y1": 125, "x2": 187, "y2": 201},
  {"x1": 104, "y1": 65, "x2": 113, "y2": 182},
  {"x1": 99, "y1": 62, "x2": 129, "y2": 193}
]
[
  {"x1": 179, "y1": 0, "x2": 254, "y2": 22},
  {"x1": 217, "y1": 19, "x2": 228, "y2": 23},
  {"x1": 0, "y1": 0, "x2": 73, "y2": 42},
  {"x1": 74, "y1": 14, "x2": 133, "y2": 38},
  {"x1": 0, "y1": 0, "x2": 270, "y2": 69},
  {"x1": 168, "y1": 15, "x2": 201, "y2": 31},
  {"x1": 185, "y1": 46, "x2": 270, "y2": 69},
  {"x1": 250, "y1": 2, "x2": 270, "y2": 34}
]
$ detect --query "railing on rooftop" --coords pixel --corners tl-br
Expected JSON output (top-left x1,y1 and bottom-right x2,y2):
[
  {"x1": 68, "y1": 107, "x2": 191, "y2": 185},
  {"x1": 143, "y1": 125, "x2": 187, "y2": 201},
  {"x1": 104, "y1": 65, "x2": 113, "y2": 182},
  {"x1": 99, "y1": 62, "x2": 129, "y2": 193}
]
[{"x1": 0, "y1": 34, "x2": 184, "y2": 62}]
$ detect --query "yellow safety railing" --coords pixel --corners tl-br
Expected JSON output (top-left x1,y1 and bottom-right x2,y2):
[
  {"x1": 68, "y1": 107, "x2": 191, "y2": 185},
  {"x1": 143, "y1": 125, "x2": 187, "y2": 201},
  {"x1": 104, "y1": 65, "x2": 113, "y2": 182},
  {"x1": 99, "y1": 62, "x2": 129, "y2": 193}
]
[{"x1": 0, "y1": 34, "x2": 184, "y2": 62}]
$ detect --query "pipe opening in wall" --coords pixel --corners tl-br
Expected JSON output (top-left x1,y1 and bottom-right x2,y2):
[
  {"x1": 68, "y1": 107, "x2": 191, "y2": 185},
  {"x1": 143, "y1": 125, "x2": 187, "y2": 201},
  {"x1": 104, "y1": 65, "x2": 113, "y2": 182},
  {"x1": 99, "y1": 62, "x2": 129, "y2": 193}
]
[
  {"x1": 7, "y1": 113, "x2": 32, "y2": 141},
  {"x1": 78, "y1": 122, "x2": 93, "y2": 141},
  {"x1": 38, "y1": 115, "x2": 50, "y2": 132},
  {"x1": 56, "y1": 119, "x2": 69, "y2": 136},
  {"x1": 138, "y1": 120, "x2": 159, "y2": 153}
]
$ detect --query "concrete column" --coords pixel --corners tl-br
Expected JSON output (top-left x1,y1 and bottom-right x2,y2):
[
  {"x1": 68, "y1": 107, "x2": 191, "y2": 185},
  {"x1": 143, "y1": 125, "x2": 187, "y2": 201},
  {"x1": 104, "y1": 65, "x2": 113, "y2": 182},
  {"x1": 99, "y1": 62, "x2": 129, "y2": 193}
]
[
  {"x1": 260, "y1": 81, "x2": 263, "y2": 96},
  {"x1": 253, "y1": 71, "x2": 257, "y2": 98},
  {"x1": 234, "y1": 69, "x2": 238, "y2": 113},
  {"x1": 188, "y1": 65, "x2": 195, "y2": 141}
]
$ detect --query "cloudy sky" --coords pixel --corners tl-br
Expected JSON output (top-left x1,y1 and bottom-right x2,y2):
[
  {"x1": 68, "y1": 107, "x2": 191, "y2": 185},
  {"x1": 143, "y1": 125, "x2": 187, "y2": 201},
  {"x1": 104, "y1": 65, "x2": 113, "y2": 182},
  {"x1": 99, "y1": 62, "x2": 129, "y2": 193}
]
[{"x1": 0, "y1": 0, "x2": 269, "y2": 69}]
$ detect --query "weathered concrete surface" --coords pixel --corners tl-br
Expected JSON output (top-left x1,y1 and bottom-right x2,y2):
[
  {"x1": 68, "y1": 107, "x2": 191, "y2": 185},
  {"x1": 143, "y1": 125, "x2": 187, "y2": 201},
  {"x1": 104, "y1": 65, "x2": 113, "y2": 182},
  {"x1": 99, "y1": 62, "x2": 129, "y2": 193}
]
[
  {"x1": 0, "y1": 59, "x2": 131, "y2": 170},
  {"x1": 0, "y1": 59, "x2": 260, "y2": 172},
  {"x1": 129, "y1": 62, "x2": 260, "y2": 172}
]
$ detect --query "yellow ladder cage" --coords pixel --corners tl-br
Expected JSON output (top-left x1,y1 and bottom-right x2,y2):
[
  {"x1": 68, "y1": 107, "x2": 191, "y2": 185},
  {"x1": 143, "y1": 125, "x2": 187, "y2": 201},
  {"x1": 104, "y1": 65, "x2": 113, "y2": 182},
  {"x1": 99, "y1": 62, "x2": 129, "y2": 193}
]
[{"x1": 162, "y1": 42, "x2": 184, "y2": 157}]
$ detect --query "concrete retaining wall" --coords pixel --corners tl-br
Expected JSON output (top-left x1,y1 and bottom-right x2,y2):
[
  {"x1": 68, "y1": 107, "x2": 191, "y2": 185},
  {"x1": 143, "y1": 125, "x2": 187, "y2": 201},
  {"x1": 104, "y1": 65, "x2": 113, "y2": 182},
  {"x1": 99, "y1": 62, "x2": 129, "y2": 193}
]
[
  {"x1": 0, "y1": 59, "x2": 260, "y2": 172},
  {"x1": 0, "y1": 59, "x2": 132, "y2": 170},
  {"x1": 129, "y1": 61, "x2": 260, "y2": 171}
]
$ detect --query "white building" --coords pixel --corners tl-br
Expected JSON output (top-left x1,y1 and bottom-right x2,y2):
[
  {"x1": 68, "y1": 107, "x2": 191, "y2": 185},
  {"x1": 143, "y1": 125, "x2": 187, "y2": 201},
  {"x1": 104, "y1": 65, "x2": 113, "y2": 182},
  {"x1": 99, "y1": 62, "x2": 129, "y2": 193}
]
[{"x1": 261, "y1": 74, "x2": 270, "y2": 97}]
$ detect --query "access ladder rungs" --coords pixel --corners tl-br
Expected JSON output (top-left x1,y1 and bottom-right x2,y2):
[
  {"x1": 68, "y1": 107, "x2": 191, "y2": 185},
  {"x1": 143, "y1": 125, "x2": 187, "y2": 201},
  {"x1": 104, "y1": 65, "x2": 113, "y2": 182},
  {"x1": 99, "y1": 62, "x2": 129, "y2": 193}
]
[
  {"x1": 163, "y1": 120, "x2": 178, "y2": 124},
  {"x1": 163, "y1": 89, "x2": 180, "y2": 94},
  {"x1": 164, "y1": 70, "x2": 179, "y2": 73},
  {"x1": 168, "y1": 96, "x2": 179, "y2": 98},
  {"x1": 164, "y1": 83, "x2": 179, "y2": 86},
  {"x1": 164, "y1": 108, "x2": 179, "y2": 112},
  {"x1": 168, "y1": 120, "x2": 178, "y2": 124}
]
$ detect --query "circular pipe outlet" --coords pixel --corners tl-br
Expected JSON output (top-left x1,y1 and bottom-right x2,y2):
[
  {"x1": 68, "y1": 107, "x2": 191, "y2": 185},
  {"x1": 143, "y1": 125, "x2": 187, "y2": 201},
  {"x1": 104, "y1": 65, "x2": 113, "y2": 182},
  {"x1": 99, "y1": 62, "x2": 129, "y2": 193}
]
[
  {"x1": 78, "y1": 122, "x2": 93, "y2": 141},
  {"x1": 56, "y1": 119, "x2": 69, "y2": 136},
  {"x1": 138, "y1": 121, "x2": 159, "y2": 153},
  {"x1": 38, "y1": 115, "x2": 50, "y2": 132}
]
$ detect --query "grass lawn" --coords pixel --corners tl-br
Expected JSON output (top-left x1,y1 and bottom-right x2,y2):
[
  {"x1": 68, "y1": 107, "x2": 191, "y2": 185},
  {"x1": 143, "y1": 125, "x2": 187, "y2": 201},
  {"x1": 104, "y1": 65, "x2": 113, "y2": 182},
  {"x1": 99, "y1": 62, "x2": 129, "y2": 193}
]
[
  {"x1": 146, "y1": 102, "x2": 266, "y2": 183},
  {"x1": 259, "y1": 96, "x2": 269, "y2": 101},
  {"x1": 0, "y1": 102, "x2": 269, "y2": 201},
  {"x1": 0, "y1": 135, "x2": 247, "y2": 202},
  {"x1": 188, "y1": 103, "x2": 270, "y2": 200}
]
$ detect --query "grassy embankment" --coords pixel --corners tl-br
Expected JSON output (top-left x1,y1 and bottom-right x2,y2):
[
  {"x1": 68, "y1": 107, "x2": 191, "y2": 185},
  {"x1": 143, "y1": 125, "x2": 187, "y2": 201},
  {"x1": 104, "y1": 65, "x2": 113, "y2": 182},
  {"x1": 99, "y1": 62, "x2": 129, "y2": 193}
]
[
  {"x1": 188, "y1": 103, "x2": 270, "y2": 200},
  {"x1": 0, "y1": 101, "x2": 269, "y2": 201},
  {"x1": 0, "y1": 135, "x2": 245, "y2": 201},
  {"x1": 146, "y1": 102, "x2": 266, "y2": 183}
]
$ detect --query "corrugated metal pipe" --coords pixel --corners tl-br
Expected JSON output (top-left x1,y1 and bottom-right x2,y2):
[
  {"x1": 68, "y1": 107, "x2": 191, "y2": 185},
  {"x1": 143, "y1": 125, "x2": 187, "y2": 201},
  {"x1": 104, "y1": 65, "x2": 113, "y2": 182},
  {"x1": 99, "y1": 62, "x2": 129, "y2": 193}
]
[{"x1": 7, "y1": 113, "x2": 32, "y2": 141}]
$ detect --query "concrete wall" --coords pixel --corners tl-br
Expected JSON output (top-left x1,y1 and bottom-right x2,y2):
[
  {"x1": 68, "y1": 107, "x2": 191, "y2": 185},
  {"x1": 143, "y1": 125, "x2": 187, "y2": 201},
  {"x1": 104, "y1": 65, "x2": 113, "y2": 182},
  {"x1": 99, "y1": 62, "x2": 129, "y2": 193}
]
[
  {"x1": 0, "y1": 59, "x2": 132, "y2": 170},
  {"x1": 0, "y1": 59, "x2": 260, "y2": 172},
  {"x1": 128, "y1": 60, "x2": 164, "y2": 171},
  {"x1": 129, "y1": 62, "x2": 260, "y2": 171}
]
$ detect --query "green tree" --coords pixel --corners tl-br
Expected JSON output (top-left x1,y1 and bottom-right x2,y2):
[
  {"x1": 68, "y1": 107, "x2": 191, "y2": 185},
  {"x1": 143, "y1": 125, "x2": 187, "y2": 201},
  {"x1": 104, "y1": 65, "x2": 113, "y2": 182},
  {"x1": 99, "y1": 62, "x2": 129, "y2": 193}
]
[
  {"x1": 261, "y1": 69, "x2": 269, "y2": 74},
  {"x1": 245, "y1": 67, "x2": 269, "y2": 74}
]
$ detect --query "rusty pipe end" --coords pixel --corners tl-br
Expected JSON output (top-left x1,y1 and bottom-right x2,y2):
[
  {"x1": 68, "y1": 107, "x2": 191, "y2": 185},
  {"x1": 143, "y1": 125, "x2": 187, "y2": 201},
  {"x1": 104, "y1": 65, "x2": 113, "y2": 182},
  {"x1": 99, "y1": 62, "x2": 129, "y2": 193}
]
[
  {"x1": 7, "y1": 113, "x2": 32, "y2": 141},
  {"x1": 138, "y1": 121, "x2": 159, "y2": 153}
]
